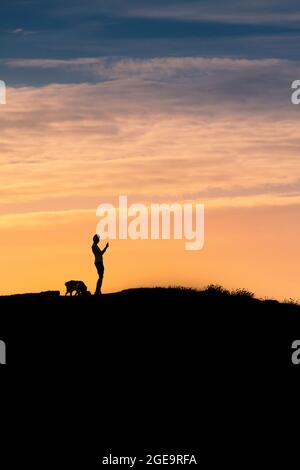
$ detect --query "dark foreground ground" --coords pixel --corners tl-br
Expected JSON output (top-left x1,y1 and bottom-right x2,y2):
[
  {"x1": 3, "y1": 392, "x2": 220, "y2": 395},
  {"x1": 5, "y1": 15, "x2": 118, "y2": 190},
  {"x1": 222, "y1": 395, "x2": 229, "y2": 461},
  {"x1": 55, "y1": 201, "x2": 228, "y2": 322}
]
[{"x1": 1, "y1": 287, "x2": 299, "y2": 467}]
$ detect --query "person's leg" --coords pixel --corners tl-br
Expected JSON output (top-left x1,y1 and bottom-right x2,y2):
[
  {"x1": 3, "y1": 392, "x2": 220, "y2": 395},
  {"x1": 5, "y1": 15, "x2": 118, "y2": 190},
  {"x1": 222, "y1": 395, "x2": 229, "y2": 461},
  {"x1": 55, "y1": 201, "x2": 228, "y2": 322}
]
[
  {"x1": 95, "y1": 264, "x2": 104, "y2": 295},
  {"x1": 95, "y1": 276, "x2": 103, "y2": 295}
]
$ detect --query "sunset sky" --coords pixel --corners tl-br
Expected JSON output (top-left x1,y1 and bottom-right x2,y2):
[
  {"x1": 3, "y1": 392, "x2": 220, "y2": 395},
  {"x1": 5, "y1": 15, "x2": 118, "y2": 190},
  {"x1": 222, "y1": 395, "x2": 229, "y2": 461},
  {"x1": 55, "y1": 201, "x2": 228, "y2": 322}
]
[{"x1": 1, "y1": 0, "x2": 300, "y2": 299}]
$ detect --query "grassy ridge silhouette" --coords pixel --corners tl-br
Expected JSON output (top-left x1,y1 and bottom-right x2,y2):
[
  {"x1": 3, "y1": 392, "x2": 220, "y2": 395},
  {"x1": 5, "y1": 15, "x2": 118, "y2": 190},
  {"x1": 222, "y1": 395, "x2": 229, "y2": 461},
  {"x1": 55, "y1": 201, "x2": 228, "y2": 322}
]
[
  {"x1": 0, "y1": 284, "x2": 300, "y2": 308},
  {"x1": 0, "y1": 284, "x2": 298, "y2": 388},
  {"x1": 1, "y1": 285, "x2": 299, "y2": 312}
]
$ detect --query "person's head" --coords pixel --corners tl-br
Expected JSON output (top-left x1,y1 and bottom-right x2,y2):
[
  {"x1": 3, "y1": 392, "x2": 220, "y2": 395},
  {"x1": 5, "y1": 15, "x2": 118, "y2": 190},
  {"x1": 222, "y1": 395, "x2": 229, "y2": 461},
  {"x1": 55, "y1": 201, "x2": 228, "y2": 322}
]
[{"x1": 93, "y1": 234, "x2": 100, "y2": 244}]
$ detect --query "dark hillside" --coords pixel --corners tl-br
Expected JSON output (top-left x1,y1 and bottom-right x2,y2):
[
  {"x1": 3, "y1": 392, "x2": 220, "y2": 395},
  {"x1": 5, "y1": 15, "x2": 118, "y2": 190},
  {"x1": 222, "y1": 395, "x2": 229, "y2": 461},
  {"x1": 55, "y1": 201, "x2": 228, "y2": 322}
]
[{"x1": 1, "y1": 287, "x2": 299, "y2": 465}]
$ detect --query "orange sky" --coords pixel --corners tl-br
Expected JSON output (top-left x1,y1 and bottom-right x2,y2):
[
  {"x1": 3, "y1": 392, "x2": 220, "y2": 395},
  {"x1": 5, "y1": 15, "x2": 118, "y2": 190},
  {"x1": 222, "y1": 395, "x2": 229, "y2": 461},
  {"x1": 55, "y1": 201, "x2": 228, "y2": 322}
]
[
  {"x1": 1, "y1": 58, "x2": 300, "y2": 299},
  {"x1": 1, "y1": 204, "x2": 300, "y2": 299}
]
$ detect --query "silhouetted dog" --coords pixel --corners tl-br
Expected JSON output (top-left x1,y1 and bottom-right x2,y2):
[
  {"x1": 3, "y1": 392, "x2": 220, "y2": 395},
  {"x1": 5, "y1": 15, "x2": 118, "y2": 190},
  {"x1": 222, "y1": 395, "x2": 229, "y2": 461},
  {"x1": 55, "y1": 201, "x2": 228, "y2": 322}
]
[{"x1": 65, "y1": 280, "x2": 88, "y2": 296}]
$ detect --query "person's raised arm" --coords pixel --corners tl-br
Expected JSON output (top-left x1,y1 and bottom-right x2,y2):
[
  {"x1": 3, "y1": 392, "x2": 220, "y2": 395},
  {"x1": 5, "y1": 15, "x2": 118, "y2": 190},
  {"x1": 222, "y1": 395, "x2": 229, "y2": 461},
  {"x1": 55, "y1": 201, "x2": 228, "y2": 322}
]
[{"x1": 101, "y1": 242, "x2": 109, "y2": 255}]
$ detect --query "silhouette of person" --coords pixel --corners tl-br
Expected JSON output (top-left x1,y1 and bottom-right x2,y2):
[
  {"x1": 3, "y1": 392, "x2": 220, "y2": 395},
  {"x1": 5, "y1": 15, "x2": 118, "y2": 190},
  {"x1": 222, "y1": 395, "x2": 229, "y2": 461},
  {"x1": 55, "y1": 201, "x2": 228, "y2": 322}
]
[{"x1": 92, "y1": 234, "x2": 109, "y2": 295}]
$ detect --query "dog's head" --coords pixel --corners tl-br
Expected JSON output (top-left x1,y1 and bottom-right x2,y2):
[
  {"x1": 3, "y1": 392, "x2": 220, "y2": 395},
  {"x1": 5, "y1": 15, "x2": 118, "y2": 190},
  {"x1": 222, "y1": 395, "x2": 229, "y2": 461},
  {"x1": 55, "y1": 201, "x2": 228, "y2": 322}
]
[{"x1": 76, "y1": 281, "x2": 87, "y2": 293}]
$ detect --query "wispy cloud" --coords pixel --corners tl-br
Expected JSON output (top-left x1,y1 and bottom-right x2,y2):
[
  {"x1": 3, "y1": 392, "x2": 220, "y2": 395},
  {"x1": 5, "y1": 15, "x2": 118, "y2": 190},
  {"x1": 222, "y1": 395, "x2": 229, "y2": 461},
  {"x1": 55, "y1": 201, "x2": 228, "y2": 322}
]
[
  {"x1": 10, "y1": 28, "x2": 38, "y2": 35},
  {"x1": 5, "y1": 58, "x2": 101, "y2": 68},
  {"x1": 129, "y1": 1, "x2": 300, "y2": 25},
  {"x1": 4, "y1": 55, "x2": 294, "y2": 84},
  {"x1": 11, "y1": 28, "x2": 24, "y2": 34},
  {"x1": 46, "y1": 0, "x2": 300, "y2": 26},
  {"x1": 1, "y1": 55, "x2": 299, "y2": 215},
  {"x1": 2, "y1": 0, "x2": 300, "y2": 70}
]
